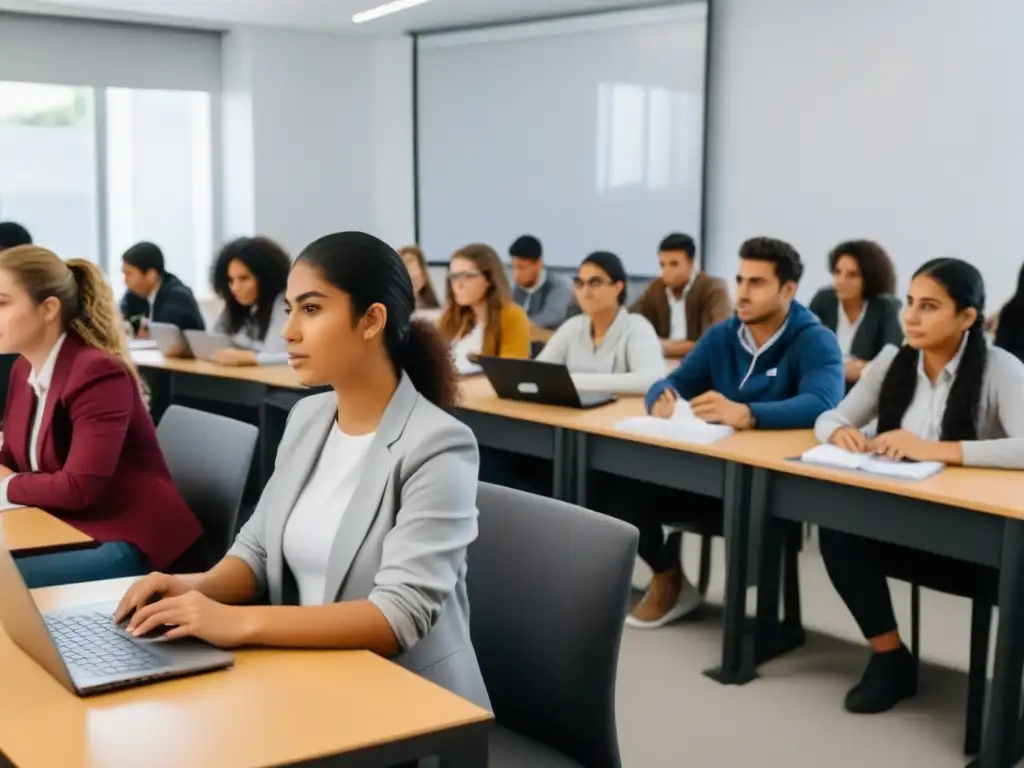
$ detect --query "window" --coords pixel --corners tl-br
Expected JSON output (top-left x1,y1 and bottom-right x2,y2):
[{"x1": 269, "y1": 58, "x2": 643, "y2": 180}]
[{"x1": 0, "y1": 82, "x2": 99, "y2": 262}]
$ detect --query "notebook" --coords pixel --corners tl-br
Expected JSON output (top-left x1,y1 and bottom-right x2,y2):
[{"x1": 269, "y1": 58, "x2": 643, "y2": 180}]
[
  {"x1": 615, "y1": 399, "x2": 735, "y2": 445},
  {"x1": 800, "y1": 444, "x2": 944, "y2": 481}
]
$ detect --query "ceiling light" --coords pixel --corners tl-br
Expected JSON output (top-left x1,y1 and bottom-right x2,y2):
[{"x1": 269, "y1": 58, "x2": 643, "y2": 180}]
[{"x1": 352, "y1": 0, "x2": 434, "y2": 24}]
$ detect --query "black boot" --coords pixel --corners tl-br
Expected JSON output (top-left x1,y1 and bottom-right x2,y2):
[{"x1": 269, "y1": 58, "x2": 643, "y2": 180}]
[{"x1": 845, "y1": 644, "x2": 918, "y2": 714}]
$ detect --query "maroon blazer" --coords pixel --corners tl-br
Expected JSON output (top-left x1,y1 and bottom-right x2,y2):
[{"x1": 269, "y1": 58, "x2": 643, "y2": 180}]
[{"x1": 0, "y1": 333, "x2": 202, "y2": 570}]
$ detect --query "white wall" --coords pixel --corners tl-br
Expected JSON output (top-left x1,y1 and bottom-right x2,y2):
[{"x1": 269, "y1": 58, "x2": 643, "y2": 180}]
[
  {"x1": 705, "y1": 0, "x2": 1024, "y2": 308},
  {"x1": 220, "y1": 27, "x2": 414, "y2": 257}
]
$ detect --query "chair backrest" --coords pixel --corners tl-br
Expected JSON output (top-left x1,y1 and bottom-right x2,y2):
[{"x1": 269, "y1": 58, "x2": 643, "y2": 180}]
[
  {"x1": 157, "y1": 406, "x2": 259, "y2": 562},
  {"x1": 469, "y1": 483, "x2": 638, "y2": 768}
]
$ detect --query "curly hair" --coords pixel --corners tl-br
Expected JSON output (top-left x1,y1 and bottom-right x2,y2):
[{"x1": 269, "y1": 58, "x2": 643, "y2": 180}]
[
  {"x1": 828, "y1": 239, "x2": 897, "y2": 299},
  {"x1": 211, "y1": 236, "x2": 291, "y2": 338}
]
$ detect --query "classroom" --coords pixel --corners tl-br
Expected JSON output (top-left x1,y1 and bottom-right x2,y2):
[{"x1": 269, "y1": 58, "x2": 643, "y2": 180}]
[{"x1": 1, "y1": 0, "x2": 1023, "y2": 766}]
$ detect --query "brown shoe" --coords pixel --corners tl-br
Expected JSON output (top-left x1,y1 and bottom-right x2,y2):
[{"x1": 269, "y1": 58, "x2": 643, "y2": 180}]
[{"x1": 627, "y1": 568, "x2": 701, "y2": 629}]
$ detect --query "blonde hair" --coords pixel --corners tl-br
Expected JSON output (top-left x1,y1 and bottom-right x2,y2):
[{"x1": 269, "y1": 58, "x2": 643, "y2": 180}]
[
  {"x1": 0, "y1": 246, "x2": 140, "y2": 385},
  {"x1": 438, "y1": 243, "x2": 512, "y2": 356}
]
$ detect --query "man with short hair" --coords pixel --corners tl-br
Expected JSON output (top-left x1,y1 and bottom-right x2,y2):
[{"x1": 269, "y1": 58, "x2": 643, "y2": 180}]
[
  {"x1": 630, "y1": 233, "x2": 732, "y2": 358},
  {"x1": 0, "y1": 221, "x2": 32, "y2": 251},
  {"x1": 120, "y1": 241, "x2": 205, "y2": 334},
  {"x1": 509, "y1": 234, "x2": 574, "y2": 342},
  {"x1": 613, "y1": 237, "x2": 844, "y2": 628}
]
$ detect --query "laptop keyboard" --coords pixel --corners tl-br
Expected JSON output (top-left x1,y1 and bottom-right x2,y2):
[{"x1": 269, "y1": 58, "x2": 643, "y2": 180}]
[{"x1": 44, "y1": 611, "x2": 164, "y2": 677}]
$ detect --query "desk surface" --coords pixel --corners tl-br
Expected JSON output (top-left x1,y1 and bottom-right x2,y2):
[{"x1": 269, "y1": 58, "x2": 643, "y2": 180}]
[
  {"x1": 0, "y1": 579, "x2": 491, "y2": 768},
  {"x1": 134, "y1": 355, "x2": 302, "y2": 390},
  {"x1": 1, "y1": 507, "x2": 93, "y2": 555}
]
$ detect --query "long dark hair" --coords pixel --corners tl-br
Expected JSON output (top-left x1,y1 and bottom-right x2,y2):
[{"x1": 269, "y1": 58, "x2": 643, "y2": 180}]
[
  {"x1": 296, "y1": 232, "x2": 458, "y2": 409},
  {"x1": 877, "y1": 258, "x2": 986, "y2": 441},
  {"x1": 994, "y1": 263, "x2": 1024, "y2": 360},
  {"x1": 828, "y1": 239, "x2": 897, "y2": 299},
  {"x1": 211, "y1": 236, "x2": 291, "y2": 338}
]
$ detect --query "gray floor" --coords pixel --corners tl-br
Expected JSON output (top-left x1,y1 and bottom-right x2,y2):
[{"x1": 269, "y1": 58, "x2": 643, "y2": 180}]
[{"x1": 617, "y1": 532, "x2": 992, "y2": 767}]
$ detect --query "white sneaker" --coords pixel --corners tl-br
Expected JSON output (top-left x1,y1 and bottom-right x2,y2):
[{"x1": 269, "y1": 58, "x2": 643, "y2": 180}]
[{"x1": 625, "y1": 576, "x2": 702, "y2": 629}]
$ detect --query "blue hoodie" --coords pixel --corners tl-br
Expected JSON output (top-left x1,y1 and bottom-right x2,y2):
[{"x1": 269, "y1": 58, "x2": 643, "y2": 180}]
[{"x1": 644, "y1": 301, "x2": 844, "y2": 430}]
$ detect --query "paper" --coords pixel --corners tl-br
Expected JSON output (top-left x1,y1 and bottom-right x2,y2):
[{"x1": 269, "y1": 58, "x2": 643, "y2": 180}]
[
  {"x1": 127, "y1": 338, "x2": 159, "y2": 351},
  {"x1": 801, "y1": 444, "x2": 944, "y2": 481},
  {"x1": 457, "y1": 361, "x2": 482, "y2": 376},
  {"x1": 131, "y1": 349, "x2": 167, "y2": 366},
  {"x1": 615, "y1": 398, "x2": 735, "y2": 445}
]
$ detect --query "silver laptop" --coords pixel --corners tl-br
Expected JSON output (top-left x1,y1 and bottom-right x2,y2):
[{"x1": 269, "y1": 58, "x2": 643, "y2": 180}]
[
  {"x1": 148, "y1": 322, "x2": 194, "y2": 358},
  {"x1": 0, "y1": 534, "x2": 234, "y2": 696},
  {"x1": 183, "y1": 330, "x2": 235, "y2": 362}
]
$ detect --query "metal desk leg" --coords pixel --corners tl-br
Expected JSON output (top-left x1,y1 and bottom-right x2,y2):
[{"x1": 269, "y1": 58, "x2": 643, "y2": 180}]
[
  {"x1": 574, "y1": 432, "x2": 588, "y2": 508},
  {"x1": 976, "y1": 519, "x2": 1024, "y2": 768},
  {"x1": 704, "y1": 461, "x2": 756, "y2": 685}
]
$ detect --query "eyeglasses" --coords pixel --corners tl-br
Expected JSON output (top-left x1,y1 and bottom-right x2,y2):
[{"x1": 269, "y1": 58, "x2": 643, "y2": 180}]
[
  {"x1": 449, "y1": 270, "x2": 484, "y2": 284},
  {"x1": 573, "y1": 276, "x2": 613, "y2": 290}
]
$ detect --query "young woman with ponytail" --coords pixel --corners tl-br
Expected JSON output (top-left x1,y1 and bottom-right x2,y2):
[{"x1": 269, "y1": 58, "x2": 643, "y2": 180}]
[
  {"x1": 0, "y1": 246, "x2": 202, "y2": 588},
  {"x1": 813, "y1": 258, "x2": 1024, "y2": 715},
  {"x1": 114, "y1": 232, "x2": 490, "y2": 711}
]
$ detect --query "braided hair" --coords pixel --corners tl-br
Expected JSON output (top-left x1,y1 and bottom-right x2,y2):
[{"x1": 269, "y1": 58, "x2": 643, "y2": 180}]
[{"x1": 876, "y1": 258, "x2": 986, "y2": 441}]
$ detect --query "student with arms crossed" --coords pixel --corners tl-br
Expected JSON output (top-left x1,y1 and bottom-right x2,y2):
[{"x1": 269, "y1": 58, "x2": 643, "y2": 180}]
[
  {"x1": 814, "y1": 258, "x2": 1024, "y2": 714},
  {"x1": 609, "y1": 237, "x2": 844, "y2": 628},
  {"x1": 0, "y1": 247, "x2": 202, "y2": 587},
  {"x1": 120, "y1": 241, "x2": 206, "y2": 334},
  {"x1": 114, "y1": 232, "x2": 490, "y2": 710},
  {"x1": 537, "y1": 250, "x2": 664, "y2": 394},
  {"x1": 630, "y1": 233, "x2": 732, "y2": 358}
]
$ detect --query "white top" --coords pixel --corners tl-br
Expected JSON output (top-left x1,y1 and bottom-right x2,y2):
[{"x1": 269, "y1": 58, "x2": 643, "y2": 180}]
[
  {"x1": 536, "y1": 309, "x2": 665, "y2": 394},
  {"x1": 835, "y1": 298, "x2": 867, "y2": 358},
  {"x1": 282, "y1": 423, "x2": 377, "y2": 605},
  {"x1": 0, "y1": 333, "x2": 67, "y2": 510},
  {"x1": 666, "y1": 269, "x2": 698, "y2": 341},
  {"x1": 452, "y1": 321, "x2": 485, "y2": 366}
]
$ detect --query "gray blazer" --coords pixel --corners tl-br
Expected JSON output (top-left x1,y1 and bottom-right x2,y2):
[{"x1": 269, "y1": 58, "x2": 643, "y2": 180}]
[
  {"x1": 809, "y1": 288, "x2": 903, "y2": 364},
  {"x1": 227, "y1": 374, "x2": 491, "y2": 710}
]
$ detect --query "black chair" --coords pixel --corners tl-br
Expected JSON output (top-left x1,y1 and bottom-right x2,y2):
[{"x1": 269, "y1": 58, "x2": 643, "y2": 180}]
[
  {"x1": 469, "y1": 483, "x2": 638, "y2": 767},
  {"x1": 156, "y1": 406, "x2": 259, "y2": 565}
]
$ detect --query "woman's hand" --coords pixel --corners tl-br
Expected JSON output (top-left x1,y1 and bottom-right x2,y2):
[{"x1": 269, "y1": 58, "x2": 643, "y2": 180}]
[
  {"x1": 869, "y1": 429, "x2": 932, "y2": 462},
  {"x1": 0, "y1": 465, "x2": 14, "y2": 480},
  {"x1": 829, "y1": 426, "x2": 869, "y2": 453},
  {"x1": 650, "y1": 388, "x2": 678, "y2": 419},
  {"x1": 211, "y1": 348, "x2": 256, "y2": 367},
  {"x1": 126, "y1": 592, "x2": 254, "y2": 648},
  {"x1": 113, "y1": 572, "x2": 193, "y2": 624}
]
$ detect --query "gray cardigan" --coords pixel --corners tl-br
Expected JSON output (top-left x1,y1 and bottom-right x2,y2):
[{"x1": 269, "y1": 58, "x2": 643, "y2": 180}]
[
  {"x1": 536, "y1": 308, "x2": 665, "y2": 394},
  {"x1": 214, "y1": 293, "x2": 289, "y2": 366},
  {"x1": 227, "y1": 374, "x2": 491, "y2": 710},
  {"x1": 814, "y1": 343, "x2": 1024, "y2": 469}
]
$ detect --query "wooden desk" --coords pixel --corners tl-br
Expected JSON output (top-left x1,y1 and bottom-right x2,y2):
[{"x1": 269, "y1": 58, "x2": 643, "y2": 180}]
[
  {"x1": 0, "y1": 579, "x2": 491, "y2": 768},
  {"x1": 1, "y1": 508, "x2": 93, "y2": 557},
  {"x1": 134, "y1": 354, "x2": 301, "y2": 393}
]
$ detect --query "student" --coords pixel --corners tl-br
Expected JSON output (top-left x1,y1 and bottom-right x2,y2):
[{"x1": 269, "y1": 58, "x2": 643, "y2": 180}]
[
  {"x1": 613, "y1": 237, "x2": 844, "y2": 628},
  {"x1": 398, "y1": 244, "x2": 440, "y2": 311},
  {"x1": 438, "y1": 243, "x2": 530, "y2": 363},
  {"x1": 809, "y1": 240, "x2": 903, "y2": 388},
  {"x1": 0, "y1": 246, "x2": 202, "y2": 588},
  {"x1": 630, "y1": 233, "x2": 732, "y2": 357},
  {"x1": 994, "y1": 262, "x2": 1024, "y2": 362},
  {"x1": 814, "y1": 258, "x2": 1024, "y2": 714},
  {"x1": 0, "y1": 221, "x2": 32, "y2": 251},
  {"x1": 210, "y1": 236, "x2": 291, "y2": 366},
  {"x1": 114, "y1": 231, "x2": 491, "y2": 710},
  {"x1": 508, "y1": 234, "x2": 574, "y2": 342},
  {"x1": 119, "y1": 241, "x2": 206, "y2": 334},
  {"x1": 537, "y1": 250, "x2": 664, "y2": 394}
]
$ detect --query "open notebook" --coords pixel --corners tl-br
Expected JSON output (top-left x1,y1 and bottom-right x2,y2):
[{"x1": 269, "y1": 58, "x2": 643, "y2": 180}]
[
  {"x1": 615, "y1": 399, "x2": 735, "y2": 445},
  {"x1": 800, "y1": 444, "x2": 944, "y2": 481}
]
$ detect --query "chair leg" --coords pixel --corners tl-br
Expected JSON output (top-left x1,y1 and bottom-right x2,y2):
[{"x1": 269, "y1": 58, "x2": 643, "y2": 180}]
[
  {"x1": 964, "y1": 599, "x2": 993, "y2": 756},
  {"x1": 698, "y1": 534, "x2": 713, "y2": 596}
]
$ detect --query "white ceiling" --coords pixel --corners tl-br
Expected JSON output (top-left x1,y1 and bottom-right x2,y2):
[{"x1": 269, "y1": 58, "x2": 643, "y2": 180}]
[{"x1": 0, "y1": 0, "x2": 675, "y2": 35}]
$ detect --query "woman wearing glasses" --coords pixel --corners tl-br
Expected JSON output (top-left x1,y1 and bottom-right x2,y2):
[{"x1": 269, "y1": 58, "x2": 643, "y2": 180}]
[
  {"x1": 536, "y1": 251, "x2": 664, "y2": 393},
  {"x1": 438, "y1": 243, "x2": 530, "y2": 363}
]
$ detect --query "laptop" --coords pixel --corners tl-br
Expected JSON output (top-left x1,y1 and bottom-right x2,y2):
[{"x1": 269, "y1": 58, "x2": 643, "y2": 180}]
[
  {"x1": 148, "y1": 322, "x2": 194, "y2": 358},
  {"x1": 0, "y1": 535, "x2": 234, "y2": 696},
  {"x1": 477, "y1": 356, "x2": 616, "y2": 409},
  {"x1": 183, "y1": 330, "x2": 235, "y2": 362}
]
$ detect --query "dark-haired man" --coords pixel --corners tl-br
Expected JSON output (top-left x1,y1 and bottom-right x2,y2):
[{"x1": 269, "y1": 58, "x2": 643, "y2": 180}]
[
  {"x1": 617, "y1": 237, "x2": 844, "y2": 629},
  {"x1": 120, "y1": 241, "x2": 205, "y2": 334},
  {"x1": 631, "y1": 233, "x2": 732, "y2": 358},
  {"x1": 509, "y1": 234, "x2": 574, "y2": 342},
  {"x1": 0, "y1": 221, "x2": 32, "y2": 251}
]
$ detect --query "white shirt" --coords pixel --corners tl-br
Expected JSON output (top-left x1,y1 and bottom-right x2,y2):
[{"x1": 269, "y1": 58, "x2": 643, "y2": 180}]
[
  {"x1": 737, "y1": 318, "x2": 789, "y2": 388},
  {"x1": 836, "y1": 298, "x2": 867, "y2": 358},
  {"x1": 282, "y1": 423, "x2": 376, "y2": 606},
  {"x1": 452, "y1": 321, "x2": 485, "y2": 366},
  {"x1": 901, "y1": 333, "x2": 969, "y2": 442},
  {"x1": 0, "y1": 333, "x2": 67, "y2": 509},
  {"x1": 666, "y1": 270, "x2": 698, "y2": 341}
]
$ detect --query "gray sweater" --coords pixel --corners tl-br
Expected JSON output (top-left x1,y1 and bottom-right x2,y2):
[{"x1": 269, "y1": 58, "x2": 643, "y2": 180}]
[
  {"x1": 814, "y1": 343, "x2": 1024, "y2": 469},
  {"x1": 536, "y1": 309, "x2": 665, "y2": 394},
  {"x1": 214, "y1": 293, "x2": 289, "y2": 366}
]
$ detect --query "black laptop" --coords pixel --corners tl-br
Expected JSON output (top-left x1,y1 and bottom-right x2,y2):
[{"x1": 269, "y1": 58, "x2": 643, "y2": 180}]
[{"x1": 477, "y1": 356, "x2": 616, "y2": 409}]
